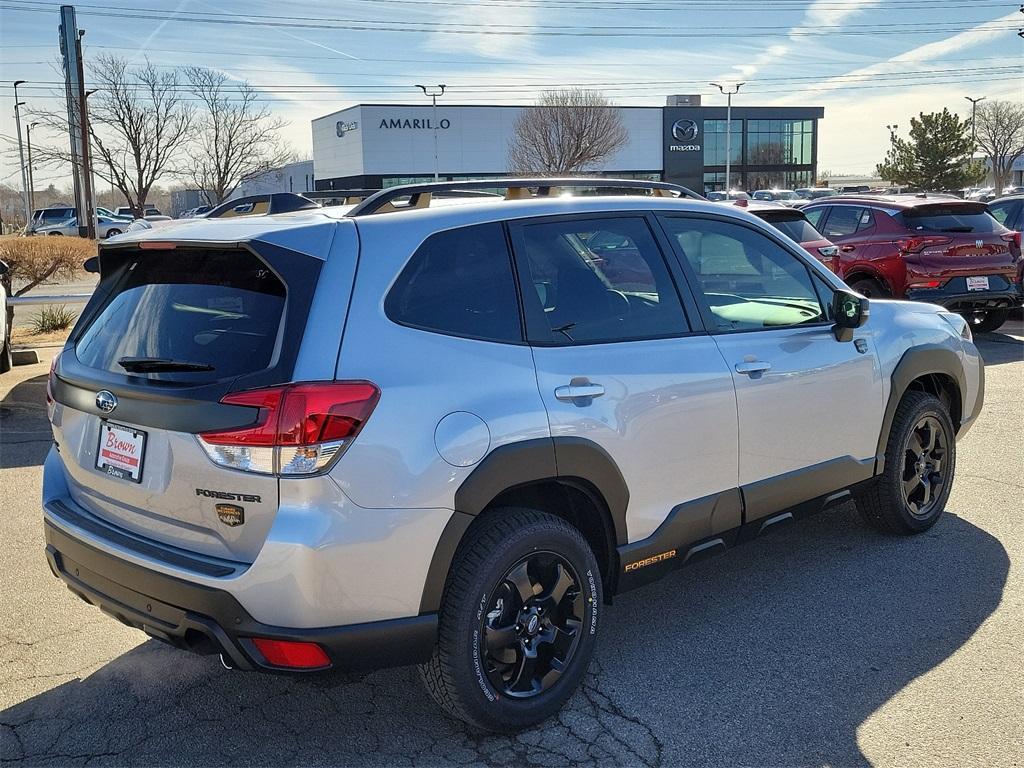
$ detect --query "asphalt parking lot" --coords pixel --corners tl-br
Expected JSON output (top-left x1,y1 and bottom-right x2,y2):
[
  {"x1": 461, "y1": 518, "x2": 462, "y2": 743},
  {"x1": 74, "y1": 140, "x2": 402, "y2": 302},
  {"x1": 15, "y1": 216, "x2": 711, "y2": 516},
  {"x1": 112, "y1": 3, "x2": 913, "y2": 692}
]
[{"x1": 1, "y1": 327, "x2": 1022, "y2": 767}]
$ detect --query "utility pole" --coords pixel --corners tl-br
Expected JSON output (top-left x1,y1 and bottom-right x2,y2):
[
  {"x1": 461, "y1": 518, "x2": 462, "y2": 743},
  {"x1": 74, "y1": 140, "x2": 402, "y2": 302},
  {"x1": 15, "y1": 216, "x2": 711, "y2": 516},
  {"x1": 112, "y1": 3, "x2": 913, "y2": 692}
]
[
  {"x1": 59, "y1": 5, "x2": 86, "y2": 235},
  {"x1": 416, "y1": 84, "x2": 446, "y2": 181},
  {"x1": 964, "y1": 96, "x2": 985, "y2": 146},
  {"x1": 75, "y1": 29, "x2": 96, "y2": 239},
  {"x1": 26, "y1": 122, "x2": 39, "y2": 212},
  {"x1": 710, "y1": 82, "x2": 744, "y2": 193},
  {"x1": 13, "y1": 80, "x2": 31, "y2": 231}
]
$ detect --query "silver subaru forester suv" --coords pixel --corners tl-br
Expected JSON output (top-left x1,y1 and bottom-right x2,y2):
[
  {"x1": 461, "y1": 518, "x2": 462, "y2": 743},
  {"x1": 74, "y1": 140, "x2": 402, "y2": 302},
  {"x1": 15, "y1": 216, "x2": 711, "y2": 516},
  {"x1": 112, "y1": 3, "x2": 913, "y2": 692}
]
[{"x1": 43, "y1": 179, "x2": 985, "y2": 732}]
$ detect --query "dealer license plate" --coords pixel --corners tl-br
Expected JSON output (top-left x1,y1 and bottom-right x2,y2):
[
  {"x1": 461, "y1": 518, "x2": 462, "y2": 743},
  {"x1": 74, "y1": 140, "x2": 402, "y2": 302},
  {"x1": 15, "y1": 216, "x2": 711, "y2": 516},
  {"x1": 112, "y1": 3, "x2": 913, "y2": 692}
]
[
  {"x1": 966, "y1": 276, "x2": 990, "y2": 291},
  {"x1": 96, "y1": 421, "x2": 147, "y2": 483}
]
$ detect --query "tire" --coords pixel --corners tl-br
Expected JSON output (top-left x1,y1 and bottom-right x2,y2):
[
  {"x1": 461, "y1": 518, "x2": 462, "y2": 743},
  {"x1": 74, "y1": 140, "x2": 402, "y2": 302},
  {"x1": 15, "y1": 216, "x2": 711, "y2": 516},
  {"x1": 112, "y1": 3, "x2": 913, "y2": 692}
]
[
  {"x1": 855, "y1": 391, "x2": 956, "y2": 534},
  {"x1": 47, "y1": 232, "x2": 63, "y2": 236},
  {"x1": 848, "y1": 276, "x2": 887, "y2": 298},
  {"x1": 419, "y1": 507, "x2": 602, "y2": 733},
  {"x1": 961, "y1": 308, "x2": 1008, "y2": 334},
  {"x1": 105, "y1": 229, "x2": 122, "y2": 238}
]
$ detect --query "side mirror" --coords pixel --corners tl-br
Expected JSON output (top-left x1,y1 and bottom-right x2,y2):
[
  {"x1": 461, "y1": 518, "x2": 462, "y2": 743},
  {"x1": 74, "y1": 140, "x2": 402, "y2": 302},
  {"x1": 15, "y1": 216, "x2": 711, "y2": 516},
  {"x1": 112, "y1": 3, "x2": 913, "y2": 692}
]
[
  {"x1": 832, "y1": 289, "x2": 869, "y2": 342},
  {"x1": 83, "y1": 256, "x2": 99, "y2": 274}
]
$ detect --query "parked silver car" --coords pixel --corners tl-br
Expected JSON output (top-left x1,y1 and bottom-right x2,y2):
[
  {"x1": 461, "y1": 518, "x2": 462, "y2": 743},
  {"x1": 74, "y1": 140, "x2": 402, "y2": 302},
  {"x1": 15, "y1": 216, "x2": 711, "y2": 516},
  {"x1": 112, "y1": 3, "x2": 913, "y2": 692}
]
[
  {"x1": 35, "y1": 216, "x2": 127, "y2": 239},
  {"x1": 43, "y1": 178, "x2": 983, "y2": 732}
]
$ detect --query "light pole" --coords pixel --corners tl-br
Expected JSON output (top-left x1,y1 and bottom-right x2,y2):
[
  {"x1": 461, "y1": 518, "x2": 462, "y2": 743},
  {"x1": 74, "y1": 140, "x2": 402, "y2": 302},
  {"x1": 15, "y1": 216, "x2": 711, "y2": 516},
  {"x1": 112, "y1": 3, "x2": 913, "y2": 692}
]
[
  {"x1": 26, "y1": 121, "x2": 39, "y2": 212},
  {"x1": 964, "y1": 96, "x2": 985, "y2": 146},
  {"x1": 710, "y1": 82, "x2": 743, "y2": 193},
  {"x1": 416, "y1": 84, "x2": 446, "y2": 181},
  {"x1": 13, "y1": 80, "x2": 32, "y2": 230}
]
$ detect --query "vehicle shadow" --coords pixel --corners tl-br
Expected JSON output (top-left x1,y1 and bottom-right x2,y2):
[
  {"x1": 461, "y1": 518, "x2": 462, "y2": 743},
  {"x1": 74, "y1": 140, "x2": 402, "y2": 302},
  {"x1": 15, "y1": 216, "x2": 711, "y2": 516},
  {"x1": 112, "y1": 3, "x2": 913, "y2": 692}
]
[
  {"x1": 1, "y1": 502, "x2": 1008, "y2": 767},
  {"x1": 974, "y1": 332, "x2": 1023, "y2": 366},
  {"x1": 0, "y1": 374, "x2": 51, "y2": 470}
]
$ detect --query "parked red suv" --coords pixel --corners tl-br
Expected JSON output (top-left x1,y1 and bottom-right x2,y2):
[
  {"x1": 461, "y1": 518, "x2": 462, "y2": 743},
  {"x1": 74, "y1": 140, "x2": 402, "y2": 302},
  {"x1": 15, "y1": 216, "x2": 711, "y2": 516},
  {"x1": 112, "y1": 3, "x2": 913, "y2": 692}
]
[{"x1": 803, "y1": 194, "x2": 1023, "y2": 332}]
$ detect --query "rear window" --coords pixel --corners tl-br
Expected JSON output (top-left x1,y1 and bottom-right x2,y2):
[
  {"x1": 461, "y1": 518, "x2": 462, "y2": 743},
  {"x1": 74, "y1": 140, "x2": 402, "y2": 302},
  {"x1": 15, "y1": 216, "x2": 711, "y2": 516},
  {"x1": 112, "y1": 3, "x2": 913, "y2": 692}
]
[
  {"x1": 757, "y1": 211, "x2": 824, "y2": 244},
  {"x1": 900, "y1": 204, "x2": 1000, "y2": 233},
  {"x1": 75, "y1": 248, "x2": 286, "y2": 381}
]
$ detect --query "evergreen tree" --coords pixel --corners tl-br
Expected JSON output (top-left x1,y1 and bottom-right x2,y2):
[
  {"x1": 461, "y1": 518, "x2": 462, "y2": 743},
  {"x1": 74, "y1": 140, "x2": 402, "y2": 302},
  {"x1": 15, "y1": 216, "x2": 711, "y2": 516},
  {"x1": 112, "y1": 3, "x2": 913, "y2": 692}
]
[{"x1": 876, "y1": 108, "x2": 985, "y2": 190}]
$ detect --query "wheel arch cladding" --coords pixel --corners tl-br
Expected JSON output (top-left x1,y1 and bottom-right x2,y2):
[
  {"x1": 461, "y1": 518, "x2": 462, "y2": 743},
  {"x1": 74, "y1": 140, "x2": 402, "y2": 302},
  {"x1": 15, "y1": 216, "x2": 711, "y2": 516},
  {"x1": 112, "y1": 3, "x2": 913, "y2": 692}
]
[
  {"x1": 418, "y1": 437, "x2": 629, "y2": 613},
  {"x1": 876, "y1": 344, "x2": 966, "y2": 472}
]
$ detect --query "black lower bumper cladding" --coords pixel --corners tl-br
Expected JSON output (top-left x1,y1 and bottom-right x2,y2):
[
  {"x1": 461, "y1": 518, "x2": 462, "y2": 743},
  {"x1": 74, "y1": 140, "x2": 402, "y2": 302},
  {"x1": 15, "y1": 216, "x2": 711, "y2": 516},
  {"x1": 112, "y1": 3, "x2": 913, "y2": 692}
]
[
  {"x1": 43, "y1": 518, "x2": 437, "y2": 673},
  {"x1": 905, "y1": 284, "x2": 1023, "y2": 311}
]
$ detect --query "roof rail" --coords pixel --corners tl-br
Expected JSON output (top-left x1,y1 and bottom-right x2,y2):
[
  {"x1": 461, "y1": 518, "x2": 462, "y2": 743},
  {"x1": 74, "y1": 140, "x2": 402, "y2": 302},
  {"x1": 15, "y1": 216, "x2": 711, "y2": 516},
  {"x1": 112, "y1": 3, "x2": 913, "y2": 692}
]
[
  {"x1": 345, "y1": 177, "x2": 703, "y2": 217},
  {"x1": 204, "y1": 193, "x2": 320, "y2": 219}
]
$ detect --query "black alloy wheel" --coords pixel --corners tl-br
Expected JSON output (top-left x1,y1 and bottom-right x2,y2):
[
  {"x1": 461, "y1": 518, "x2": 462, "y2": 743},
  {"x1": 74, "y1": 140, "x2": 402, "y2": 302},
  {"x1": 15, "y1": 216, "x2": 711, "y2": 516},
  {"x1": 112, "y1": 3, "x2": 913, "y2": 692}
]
[
  {"x1": 480, "y1": 552, "x2": 583, "y2": 698},
  {"x1": 962, "y1": 308, "x2": 1008, "y2": 334},
  {"x1": 901, "y1": 414, "x2": 949, "y2": 519}
]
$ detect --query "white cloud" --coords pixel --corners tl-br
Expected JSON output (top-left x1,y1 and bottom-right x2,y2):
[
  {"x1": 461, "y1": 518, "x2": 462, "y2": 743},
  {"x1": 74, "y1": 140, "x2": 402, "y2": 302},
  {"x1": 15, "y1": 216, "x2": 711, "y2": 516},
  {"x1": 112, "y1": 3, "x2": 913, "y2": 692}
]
[
  {"x1": 424, "y1": 0, "x2": 539, "y2": 59},
  {"x1": 800, "y1": 0, "x2": 883, "y2": 31}
]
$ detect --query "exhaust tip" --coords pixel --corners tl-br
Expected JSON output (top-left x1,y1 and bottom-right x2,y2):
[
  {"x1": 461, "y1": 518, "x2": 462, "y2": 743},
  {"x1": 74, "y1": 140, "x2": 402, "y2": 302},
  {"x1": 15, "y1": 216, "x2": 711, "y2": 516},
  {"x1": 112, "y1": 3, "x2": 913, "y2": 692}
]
[{"x1": 219, "y1": 653, "x2": 235, "y2": 671}]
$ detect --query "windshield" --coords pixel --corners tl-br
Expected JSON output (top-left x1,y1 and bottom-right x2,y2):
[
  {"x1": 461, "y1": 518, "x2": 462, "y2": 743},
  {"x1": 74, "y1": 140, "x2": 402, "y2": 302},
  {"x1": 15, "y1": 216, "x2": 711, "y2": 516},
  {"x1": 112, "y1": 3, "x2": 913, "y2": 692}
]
[{"x1": 899, "y1": 204, "x2": 1001, "y2": 233}]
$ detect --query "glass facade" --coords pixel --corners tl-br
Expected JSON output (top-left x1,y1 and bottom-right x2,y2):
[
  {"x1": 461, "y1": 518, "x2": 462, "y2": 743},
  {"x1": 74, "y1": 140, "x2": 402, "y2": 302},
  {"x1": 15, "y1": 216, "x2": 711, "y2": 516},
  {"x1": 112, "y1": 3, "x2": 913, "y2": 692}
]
[
  {"x1": 703, "y1": 120, "x2": 743, "y2": 167},
  {"x1": 746, "y1": 119, "x2": 814, "y2": 165}
]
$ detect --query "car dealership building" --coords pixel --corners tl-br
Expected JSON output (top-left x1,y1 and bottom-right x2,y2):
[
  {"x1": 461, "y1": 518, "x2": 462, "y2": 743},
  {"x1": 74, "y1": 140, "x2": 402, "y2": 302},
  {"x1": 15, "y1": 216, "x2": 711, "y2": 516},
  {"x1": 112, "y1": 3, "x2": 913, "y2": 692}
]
[{"x1": 311, "y1": 96, "x2": 824, "y2": 195}]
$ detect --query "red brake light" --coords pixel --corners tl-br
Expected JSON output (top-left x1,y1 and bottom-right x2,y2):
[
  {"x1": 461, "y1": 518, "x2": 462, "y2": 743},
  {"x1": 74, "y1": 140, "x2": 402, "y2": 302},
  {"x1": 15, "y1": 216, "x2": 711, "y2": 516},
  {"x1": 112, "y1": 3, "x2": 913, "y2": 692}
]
[
  {"x1": 250, "y1": 638, "x2": 330, "y2": 669},
  {"x1": 896, "y1": 236, "x2": 952, "y2": 254},
  {"x1": 1001, "y1": 231, "x2": 1021, "y2": 251},
  {"x1": 200, "y1": 382, "x2": 379, "y2": 447},
  {"x1": 733, "y1": 199, "x2": 749, "y2": 208},
  {"x1": 138, "y1": 241, "x2": 177, "y2": 250}
]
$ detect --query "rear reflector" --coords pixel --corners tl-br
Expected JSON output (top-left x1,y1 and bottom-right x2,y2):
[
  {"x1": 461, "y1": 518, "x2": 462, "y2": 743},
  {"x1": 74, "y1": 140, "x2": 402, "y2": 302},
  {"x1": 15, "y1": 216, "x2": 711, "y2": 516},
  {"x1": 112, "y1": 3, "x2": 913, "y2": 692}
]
[
  {"x1": 908, "y1": 280, "x2": 944, "y2": 289},
  {"x1": 250, "y1": 638, "x2": 330, "y2": 669},
  {"x1": 197, "y1": 381, "x2": 379, "y2": 476}
]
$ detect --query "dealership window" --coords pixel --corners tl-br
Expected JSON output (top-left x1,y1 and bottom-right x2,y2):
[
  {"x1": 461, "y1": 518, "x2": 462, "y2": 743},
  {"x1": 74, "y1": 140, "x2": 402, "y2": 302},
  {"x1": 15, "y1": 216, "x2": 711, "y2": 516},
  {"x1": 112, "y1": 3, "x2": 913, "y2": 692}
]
[
  {"x1": 703, "y1": 120, "x2": 743, "y2": 167},
  {"x1": 704, "y1": 171, "x2": 746, "y2": 194},
  {"x1": 746, "y1": 169, "x2": 815, "y2": 191},
  {"x1": 746, "y1": 119, "x2": 814, "y2": 165}
]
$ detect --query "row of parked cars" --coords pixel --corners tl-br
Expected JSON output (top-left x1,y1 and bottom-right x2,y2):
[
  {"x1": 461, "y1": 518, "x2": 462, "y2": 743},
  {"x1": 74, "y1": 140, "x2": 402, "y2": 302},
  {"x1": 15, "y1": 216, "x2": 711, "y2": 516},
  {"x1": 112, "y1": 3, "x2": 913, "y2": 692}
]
[
  {"x1": 27, "y1": 205, "x2": 170, "y2": 238},
  {"x1": 725, "y1": 191, "x2": 1023, "y2": 333}
]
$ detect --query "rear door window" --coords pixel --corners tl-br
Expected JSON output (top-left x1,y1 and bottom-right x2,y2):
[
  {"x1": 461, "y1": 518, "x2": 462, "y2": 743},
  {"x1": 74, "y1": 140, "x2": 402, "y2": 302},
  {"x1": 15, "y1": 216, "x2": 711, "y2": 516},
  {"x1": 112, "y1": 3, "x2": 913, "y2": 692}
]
[
  {"x1": 75, "y1": 248, "x2": 286, "y2": 381},
  {"x1": 385, "y1": 222, "x2": 522, "y2": 343},
  {"x1": 822, "y1": 207, "x2": 867, "y2": 238},
  {"x1": 899, "y1": 204, "x2": 1001, "y2": 233}
]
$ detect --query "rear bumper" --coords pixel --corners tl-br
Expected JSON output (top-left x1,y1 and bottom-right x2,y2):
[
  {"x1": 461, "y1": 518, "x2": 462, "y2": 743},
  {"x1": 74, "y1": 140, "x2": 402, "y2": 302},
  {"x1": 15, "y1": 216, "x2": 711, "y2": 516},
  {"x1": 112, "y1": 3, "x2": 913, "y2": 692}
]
[
  {"x1": 905, "y1": 283, "x2": 1023, "y2": 311},
  {"x1": 43, "y1": 514, "x2": 437, "y2": 673}
]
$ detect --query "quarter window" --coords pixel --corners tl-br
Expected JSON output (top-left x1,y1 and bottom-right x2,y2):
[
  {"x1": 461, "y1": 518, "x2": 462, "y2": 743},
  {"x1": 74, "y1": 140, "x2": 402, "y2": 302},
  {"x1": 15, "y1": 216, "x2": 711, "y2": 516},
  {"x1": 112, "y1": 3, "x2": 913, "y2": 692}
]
[
  {"x1": 660, "y1": 217, "x2": 825, "y2": 331},
  {"x1": 514, "y1": 217, "x2": 689, "y2": 344},
  {"x1": 385, "y1": 222, "x2": 522, "y2": 343}
]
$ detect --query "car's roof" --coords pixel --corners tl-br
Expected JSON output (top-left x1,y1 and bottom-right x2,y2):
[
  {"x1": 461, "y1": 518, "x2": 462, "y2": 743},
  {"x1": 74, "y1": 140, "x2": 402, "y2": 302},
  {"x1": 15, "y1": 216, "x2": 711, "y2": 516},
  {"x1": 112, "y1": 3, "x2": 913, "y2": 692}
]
[
  {"x1": 104, "y1": 193, "x2": 778, "y2": 257},
  {"x1": 802, "y1": 193, "x2": 972, "y2": 208}
]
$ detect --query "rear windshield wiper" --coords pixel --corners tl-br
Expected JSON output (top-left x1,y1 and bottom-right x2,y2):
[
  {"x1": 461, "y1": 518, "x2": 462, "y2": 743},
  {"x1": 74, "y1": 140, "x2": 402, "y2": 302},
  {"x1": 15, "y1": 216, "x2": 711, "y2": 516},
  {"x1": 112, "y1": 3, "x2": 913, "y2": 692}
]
[{"x1": 118, "y1": 357, "x2": 215, "y2": 373}]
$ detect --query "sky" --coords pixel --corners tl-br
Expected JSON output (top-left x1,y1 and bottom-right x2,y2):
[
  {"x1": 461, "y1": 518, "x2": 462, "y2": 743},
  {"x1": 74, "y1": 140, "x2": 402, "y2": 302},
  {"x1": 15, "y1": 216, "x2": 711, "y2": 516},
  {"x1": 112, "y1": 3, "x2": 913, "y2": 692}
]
[{"x1": 1, "y1": 0, "x2": 1022, "y2": 190}]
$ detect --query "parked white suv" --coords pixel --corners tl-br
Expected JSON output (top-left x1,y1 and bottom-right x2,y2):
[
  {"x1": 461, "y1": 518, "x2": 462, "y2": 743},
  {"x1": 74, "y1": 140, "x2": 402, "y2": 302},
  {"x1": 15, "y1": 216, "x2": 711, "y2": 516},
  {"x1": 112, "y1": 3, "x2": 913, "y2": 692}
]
[{"x1": 43, "y1": 179, "x2": 983, "y2": 731}]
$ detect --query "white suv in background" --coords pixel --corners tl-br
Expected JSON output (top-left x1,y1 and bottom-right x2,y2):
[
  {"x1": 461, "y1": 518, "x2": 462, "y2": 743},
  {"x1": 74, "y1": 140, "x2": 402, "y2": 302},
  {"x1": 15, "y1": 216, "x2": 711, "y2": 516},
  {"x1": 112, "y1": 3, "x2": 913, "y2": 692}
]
[{"x1": 43, "y1": 179, "x2": 983, "y2": 731}]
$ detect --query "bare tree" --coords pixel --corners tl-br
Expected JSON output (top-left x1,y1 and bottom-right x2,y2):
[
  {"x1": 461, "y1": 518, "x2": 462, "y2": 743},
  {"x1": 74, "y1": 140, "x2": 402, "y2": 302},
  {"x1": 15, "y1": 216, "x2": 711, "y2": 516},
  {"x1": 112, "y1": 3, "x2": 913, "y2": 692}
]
[
  {"x1": 31, "y1": 55, "x2": 194, "y2": 217},
  {"x1": 973, "y1": 100, "x2": 1024, "y2": 194},
  {"x1": 182, "y1": 68, "x2": 293, "y2": 204},
  {"x1": 508, "y1": 89, "x2": 629, "y2": 175}
]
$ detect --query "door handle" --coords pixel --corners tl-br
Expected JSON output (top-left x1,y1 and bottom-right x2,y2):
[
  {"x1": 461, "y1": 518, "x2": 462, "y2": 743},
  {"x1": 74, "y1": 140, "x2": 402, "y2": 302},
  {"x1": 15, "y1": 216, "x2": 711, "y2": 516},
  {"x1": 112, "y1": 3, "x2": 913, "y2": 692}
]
[
  {"x1": 840, "y1": 245, "x2": 856, "y2": 252},
  {"x1": 554, "y1": 381, "x2": 605, "y2": 402},
  {"x1": 735, "y1": 361, "x2": 772, "y2": 376}
]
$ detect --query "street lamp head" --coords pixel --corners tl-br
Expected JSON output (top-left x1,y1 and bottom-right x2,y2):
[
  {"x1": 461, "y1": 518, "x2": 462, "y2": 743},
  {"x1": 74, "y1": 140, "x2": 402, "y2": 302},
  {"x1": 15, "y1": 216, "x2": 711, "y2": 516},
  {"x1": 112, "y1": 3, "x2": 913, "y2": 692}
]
[
  {"x1": 14, "y1": 79, "x2": 25, "y2": 87},
  {"x1": 15, "y1": 101, "x2": 26, "y2": 108}
]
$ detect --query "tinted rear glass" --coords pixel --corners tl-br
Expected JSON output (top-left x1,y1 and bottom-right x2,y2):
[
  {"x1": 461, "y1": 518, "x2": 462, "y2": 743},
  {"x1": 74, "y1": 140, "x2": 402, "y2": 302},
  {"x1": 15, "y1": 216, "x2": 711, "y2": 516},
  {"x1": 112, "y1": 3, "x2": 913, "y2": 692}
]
[
  {"x1": 76, "y1": 248, "x2": 285, "y2": 381},
  {"x1": 757, "y1": 212, "x2": 824, "y2": 243},
  {"x1": 900, "y1": 204, "x2": 1000, "y2": 233}
]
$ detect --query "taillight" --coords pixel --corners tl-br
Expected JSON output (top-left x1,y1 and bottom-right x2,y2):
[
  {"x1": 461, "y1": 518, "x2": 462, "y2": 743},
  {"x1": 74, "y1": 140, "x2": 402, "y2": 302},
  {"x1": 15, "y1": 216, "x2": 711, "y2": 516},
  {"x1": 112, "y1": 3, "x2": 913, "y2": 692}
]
[
  {"x1": 896, "y1": 236, "x2": 952, "y2": 254},
  {"x1": 907, "y1": 280, "x2": 944, "y2": 289},
  {"x1": 817, "y1": 245, "x2": 839, "y2": 258},
  {"x1": 198, "y1": 381, "x2": 379, "y2": 476},
  {"x1": 1001, "y1": 231, "x2": 1021, "y2": 252},
  {"x1": 250, "y1": 638, "x2": 330, "y2": 669},
  {"x1": 46, "y1": 352, "x2": 60, "y2": 406}
]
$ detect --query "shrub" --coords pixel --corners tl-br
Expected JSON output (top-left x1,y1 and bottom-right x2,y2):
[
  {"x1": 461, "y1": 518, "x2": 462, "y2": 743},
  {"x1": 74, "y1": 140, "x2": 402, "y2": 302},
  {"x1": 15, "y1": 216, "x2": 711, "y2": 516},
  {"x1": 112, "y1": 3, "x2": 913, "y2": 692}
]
[
  {"x1": 29, "y1": 304, "x2": 78, "y2": 334},
  {"x1": 0, "y1": 237, "x2": 96, "y2": 329}
]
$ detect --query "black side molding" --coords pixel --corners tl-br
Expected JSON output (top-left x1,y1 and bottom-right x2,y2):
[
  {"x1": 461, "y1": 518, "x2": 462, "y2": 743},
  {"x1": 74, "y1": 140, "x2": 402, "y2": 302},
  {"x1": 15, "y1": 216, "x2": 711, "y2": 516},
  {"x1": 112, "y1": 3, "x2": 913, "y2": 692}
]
[{"x1": 453, "y1": 437, "x2": 630, "y2": 546}]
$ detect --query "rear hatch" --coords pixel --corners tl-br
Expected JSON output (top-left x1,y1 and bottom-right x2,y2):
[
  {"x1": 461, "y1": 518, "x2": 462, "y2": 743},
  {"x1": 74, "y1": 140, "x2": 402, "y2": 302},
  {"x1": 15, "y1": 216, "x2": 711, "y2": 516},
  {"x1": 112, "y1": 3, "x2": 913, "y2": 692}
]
[
  {"x1": 897, "y1": 202, "x2": 1021, "y2": 290},
  {"x1": 753, "y1": 209, "x2": 840, "y2": 272},
  {"x1": 49, "y1": 241, "x2": 325, "y2": 563}
]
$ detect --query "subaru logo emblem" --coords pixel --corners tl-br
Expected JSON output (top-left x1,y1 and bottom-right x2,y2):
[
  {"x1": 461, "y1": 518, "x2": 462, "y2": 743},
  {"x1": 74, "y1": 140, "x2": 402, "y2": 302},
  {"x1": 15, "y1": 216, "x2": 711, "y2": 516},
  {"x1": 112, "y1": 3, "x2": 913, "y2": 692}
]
[
  {"x1": 95, "y1": 390, "x2": 117, "y2": 413},
  {"x1": 671, "y1": 119, "x2": 699, "y2": 142}
]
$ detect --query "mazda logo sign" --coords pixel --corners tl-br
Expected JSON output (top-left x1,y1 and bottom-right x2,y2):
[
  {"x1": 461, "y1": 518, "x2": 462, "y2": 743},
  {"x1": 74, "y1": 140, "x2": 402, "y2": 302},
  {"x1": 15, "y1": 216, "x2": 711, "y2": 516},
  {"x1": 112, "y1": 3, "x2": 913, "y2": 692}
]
[
  {"x1": 95, "y1": 390, "x2": 118, "y2": 413},
  {"x1": 671, "y1": 119, "x2": 699, "y2": 142}
]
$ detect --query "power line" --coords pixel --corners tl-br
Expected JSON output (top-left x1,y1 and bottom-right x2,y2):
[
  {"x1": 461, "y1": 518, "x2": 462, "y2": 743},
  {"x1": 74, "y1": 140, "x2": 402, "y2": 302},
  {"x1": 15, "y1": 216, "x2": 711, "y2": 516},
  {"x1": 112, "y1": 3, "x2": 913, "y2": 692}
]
[{"x1": 0, "y1": 2, "x2": 1016, "y2": 37}]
